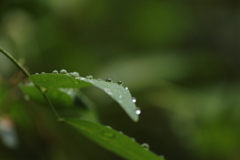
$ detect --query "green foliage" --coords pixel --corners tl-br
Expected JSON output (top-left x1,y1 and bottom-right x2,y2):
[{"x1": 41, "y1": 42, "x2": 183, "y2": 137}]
[
  {"x1": 29, "y1": 72, "x2": 139, "y2": 122},
  {"x1": 0, "y1": 46, "x2": 162, "y2": 159},
  {"x1": 65, "y1": 118, "x2": 164, "y2": 160}
]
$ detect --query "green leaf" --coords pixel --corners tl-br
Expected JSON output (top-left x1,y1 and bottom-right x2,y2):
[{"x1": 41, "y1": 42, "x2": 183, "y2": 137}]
[
  {"x1": 21, "y1": 84, "x2": 73, "y2": 107},
  {"x1": 29, "y1": 74, "x2": 92, "y2": 89},
  {"x1": 65, "y1": 118, "x2": 164, "y2": 160},
  {"x1": 29, "y1": 73, "x2": 139, "y2": 122}
]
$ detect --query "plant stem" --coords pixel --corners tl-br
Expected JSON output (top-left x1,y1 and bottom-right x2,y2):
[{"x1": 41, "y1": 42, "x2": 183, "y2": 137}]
[
  {"x1": 0, "y1": 47, "x2": 30, "y2": 77},
  {"x1": 42, "y1": 91, "x2": 62, "y2": 120},
  {"x1": 0, "y1": 47, "x2": 62, "y2": 120}
]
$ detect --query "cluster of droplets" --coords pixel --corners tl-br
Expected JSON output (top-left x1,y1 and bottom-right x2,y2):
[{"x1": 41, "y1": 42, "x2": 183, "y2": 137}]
[
  {"x1": 104, "y1": 78, "x2": 141, "y2": 116},
  {"x1": 35, "y1": 70, "x2": 141, "y2": 116}
]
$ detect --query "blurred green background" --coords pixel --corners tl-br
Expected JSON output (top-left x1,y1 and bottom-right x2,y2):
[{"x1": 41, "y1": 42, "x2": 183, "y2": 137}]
[{"x1": 0, "y1": 0, "x2": 240, "y2": 160}]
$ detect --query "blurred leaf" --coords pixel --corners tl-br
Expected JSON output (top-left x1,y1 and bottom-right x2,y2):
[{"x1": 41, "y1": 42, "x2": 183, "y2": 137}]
[
  {"x1": 29, "y1": 73, "x2": 139, "y2": 121},
  {"x1": 65, "y1": 118, "x2": 164, "y2": 160},
  {"x1": 21, "y1": 85, "x2": 73, "y2": 107}
]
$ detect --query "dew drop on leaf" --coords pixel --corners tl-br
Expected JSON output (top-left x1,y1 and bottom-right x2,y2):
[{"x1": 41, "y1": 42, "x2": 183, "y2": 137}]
[
  {"x1": 132, "y1": 97, "x2": 137, "y2": 103},
  {"x1": 70, "y1": 72, "x2": 79, "y2": 77},
  {"x1": 101, "y1": 131, "x2": 115, "y2": 139},
  {"x1": 105, "y1": 78, "x2": 113, "y2": 82},
  {"x1": 141, "y1": 143, "x2": 150, "y2": 150},
  {"x1": 35, "y1": 73, "x2": 39, "y2": 75},
  {"x1": 41, "y1": 72, "x2": 46, "y2": 74},
  {"x1": 86, "y1": 75, "x2": 93, "y2": 79},
  {"x1": 52, "y1": 70, "x2": 58, "y2": 74},
  {"x1": 117, "y1": 81, "x2": 123, "y2": 85},
  {"x1": 135, "y1": 107, "x2": 141, "y2": 115},
  {"x1": 105, "y1": 126, "x2": 112, "y2": 129},
  {"x1": 124, "y1": 87, "x2": 129, "y2": 90},
  {"x1": 60, "y1": 69, "x2": 67, "y2": 74},
  {"x1": 119, "y1": 95, "x2": 123, "y2": 99}
]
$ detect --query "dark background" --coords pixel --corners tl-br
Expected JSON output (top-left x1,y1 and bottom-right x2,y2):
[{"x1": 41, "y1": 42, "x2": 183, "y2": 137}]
[{"x1": 0, "y1": 0, "x2": 240, "y2": 160}]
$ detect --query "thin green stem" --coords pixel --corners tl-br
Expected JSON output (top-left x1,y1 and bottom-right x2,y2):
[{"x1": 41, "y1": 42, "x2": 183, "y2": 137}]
[
  {"x1": 42, "y1": 91, "x2": 62, "y2": 120},
  {"x1": 0, "y1": 47, "x2": 62, "y2": 120},
  {"x1": 0, "y1": 47, "x2": 30, "y2": 77}
]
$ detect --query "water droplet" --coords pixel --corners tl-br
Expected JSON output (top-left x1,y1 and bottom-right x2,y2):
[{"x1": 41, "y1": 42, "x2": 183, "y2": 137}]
[
  {"x1": 141, "y1": 143, "x2": 150, "y2": 150},
  {"x1": 132, "y1": 97, "x2": 137, "y2": 103},
  {"x1": 97, "y1": 78, "x2": 102, "y2": 81},
  {"x1": 131, "y1": 138, "x2": 136, "y2": 141},
  {"x1": 119, "y1": 131, "x2": 123, "y2": 134},
  {"x1": 124, "y1": 87, "x2": 129, "y2": 90},
  {"x1": 105, "y1": 78, "x2": 113, "y2": 82},
  {"x1": 105, "y1": 126, "x2": 112, "y2": 129},
  {"x1": 135, "y1": 107, "x2": 141, "y2": 115},
  {"x1": 119, "y1": 95, "x2": 123, "y2": 99},
  {"x1": 117, "y1": 81, "x2": 123, "y2": 85},
  {"x1": 70, "y1": 72, "x2": 79, "y2": 77},
  {"x1": 75, "y1": 77, "x2": 85, "y2": 81},
  {"x1": 35, "y1": 73, "x2": 39, "y2": 75},
  {"x1": 52, "y1": 70, "x2": 58, "y2": 74},
  {"x1": 41, "y1": 72, "x2": 46, "y2": 74},
  {"x1": 101, "y1": 131, "x2": 115, "y2": 139},
  {"x1": 24, "y1": 95, "x2": 30, "y2": 101},
  {"x1": 60, "y1": 69, "x2": 67, "y2": 74},
  {"x1": 86, "y1": 75, "x2": 93, "y2": 79},
  {"x1": 65, "y1": 73, "x2": 70, "y2": 76}
]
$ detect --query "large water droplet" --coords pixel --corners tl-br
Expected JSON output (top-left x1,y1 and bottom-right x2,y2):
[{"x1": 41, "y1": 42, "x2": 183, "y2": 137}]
[
  {"x1": 132, "y1": 97, "x2": 137, "y2": 103},
  {"x1": 70, "y1": 72, "x2": 79, "y2": 77},
  {"x1": 101, "y1": 131, "x2": 115, "y2": 139},
  {"x1": 86, "y1": 75, "x2": 93, "y2": 79},
  {"x1": 135, "y1": 107, "x2": 141, "y2": 115},
  {"x1": 124, "y1": 87, "x2": 129, "y2": 90},
  {"x1": 117, "y1": 81, "x2": 123, "y2": 85},
  {"x1": 105, "y1": 78, "x2": 113, "y2": 82},
  {"x1": 141, "y1": 143, "x2": 150, "y2": 150},
  {"x1": 52, "y1": 70, "x2": 58, "y2": 74},
  {"x1": 60, "y1": 69, "x2": 67, "y2": 74}
]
